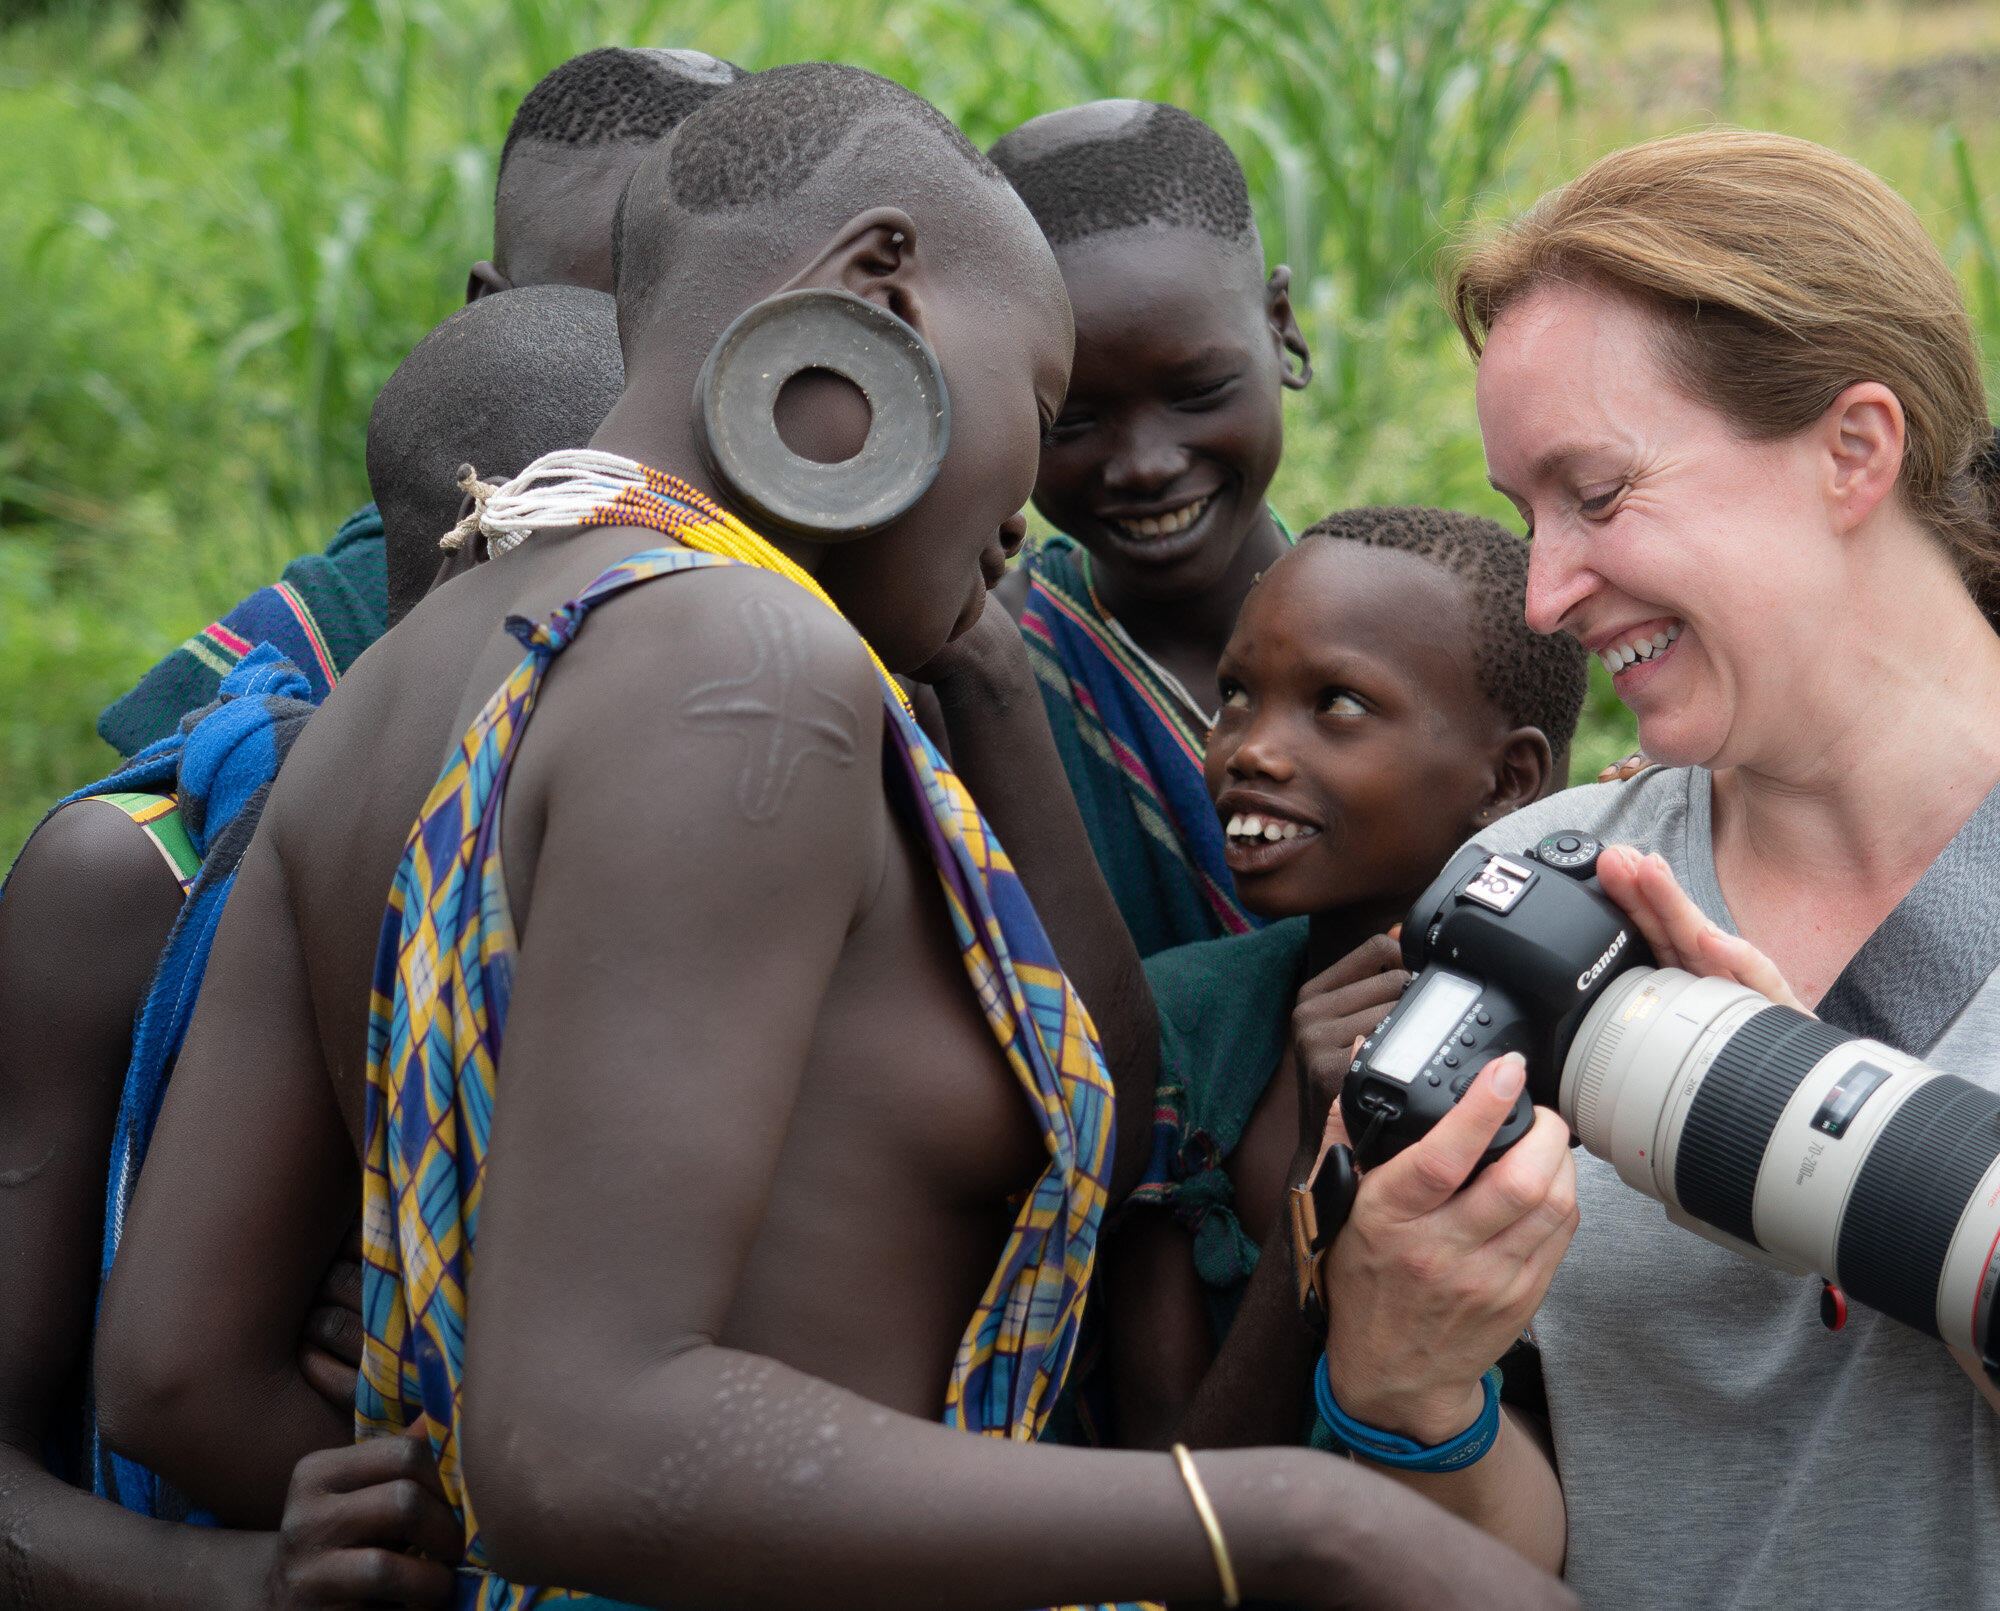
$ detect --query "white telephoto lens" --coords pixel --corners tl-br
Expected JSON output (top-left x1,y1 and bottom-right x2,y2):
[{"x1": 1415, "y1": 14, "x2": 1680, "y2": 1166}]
[{"x1": 1562, "y1": 967, "x2": 2000, "y2": 1359}]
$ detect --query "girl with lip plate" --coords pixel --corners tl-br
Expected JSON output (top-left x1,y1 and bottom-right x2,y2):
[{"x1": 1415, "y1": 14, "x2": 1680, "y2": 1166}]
[
  {"x1": 987, "y1": 101, "x2": 1313, "y2": 957},
  {"x1": 1295, "y1": 130, "x2": 2000, "y2": 1607},
  {"x1": 1100, "y1": 509, "x2": 1585, "y2": 1457}
]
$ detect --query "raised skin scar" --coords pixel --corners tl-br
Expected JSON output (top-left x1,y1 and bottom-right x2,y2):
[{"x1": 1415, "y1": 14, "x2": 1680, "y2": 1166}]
[
  {"x1": 679, "y1": 596, "x2": 862, "y2": 823},
  {"x1": 0, "y1": 1143, "x2": 56, "y2": 1187}
]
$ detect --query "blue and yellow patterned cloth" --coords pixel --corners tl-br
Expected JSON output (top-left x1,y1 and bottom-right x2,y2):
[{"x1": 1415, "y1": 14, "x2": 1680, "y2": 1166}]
[{"x1": 357, "y1": 477, "x2": 1115, "y2": 1609}]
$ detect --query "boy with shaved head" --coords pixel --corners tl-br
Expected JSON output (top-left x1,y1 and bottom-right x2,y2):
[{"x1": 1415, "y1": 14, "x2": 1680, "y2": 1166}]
[
  {"x1": 467, "y1": 45, "x2": 743, "y2": 303},
  {"x1": 95, "y1": 65, "x2": 1567, "y2": 1611},
  {"x1": 990, "y1": 102, "x2": 1311, "y2": 957},
  {"x1": 0, "y1": 284, "x2": 623, "y2": 1609},
  {"x1": 97, "y1": 45, "x2": 742, "y2": 759}
]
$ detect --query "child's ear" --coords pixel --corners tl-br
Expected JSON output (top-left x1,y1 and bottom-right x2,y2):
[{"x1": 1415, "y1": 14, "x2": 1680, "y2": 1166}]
[
  {"x1": 793, "y1": 207, "x2": 926, "y2": 336},
  {"x1": 1477, "y1": 726, "x2": 1554, "y2": 827},
  {"x1": 1265, "y1": 266, "x2": 1312, "y2": 391},
  {"x1": 466, "y1": 260, "x2": 513, "y2": 303}
]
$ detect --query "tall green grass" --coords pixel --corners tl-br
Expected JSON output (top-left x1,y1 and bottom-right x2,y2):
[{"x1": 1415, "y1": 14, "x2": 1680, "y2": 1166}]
[{"x1": 3, "y1": 0, "x2": 2000, "y2": 858}]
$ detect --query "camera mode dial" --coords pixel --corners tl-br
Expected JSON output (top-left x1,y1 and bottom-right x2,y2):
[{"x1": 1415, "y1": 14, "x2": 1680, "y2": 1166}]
[{"x1": 1532, "y1": 830, "x2": 1603, "y2": 879}]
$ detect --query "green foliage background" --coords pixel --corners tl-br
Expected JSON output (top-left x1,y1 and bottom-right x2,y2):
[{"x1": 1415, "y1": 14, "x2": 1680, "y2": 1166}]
[{"x1": 2, "y1": 0, "x2": 1999, "y2": 860}]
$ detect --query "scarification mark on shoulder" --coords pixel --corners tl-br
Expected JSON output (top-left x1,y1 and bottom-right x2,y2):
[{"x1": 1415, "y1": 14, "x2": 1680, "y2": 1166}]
[
  {"x1": 0, "y1": 1143, "x2": 56, "y2": 1187},
  {"x1": 678, "y1": 595, "x2": 863, "y2": 823}
]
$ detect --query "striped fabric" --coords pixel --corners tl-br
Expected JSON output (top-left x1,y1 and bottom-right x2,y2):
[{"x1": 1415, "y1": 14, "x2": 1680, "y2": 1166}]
[
  {"x1": 84, "y1": 791, "x2": 201, "y2": 894},
  {"x1": 1020, "y1": 533, "x2": 1265, "y2": 957},
  {"x1": 98, "y1": 505, "x2": 388, "y2": 758},
  {"x1": 357, "y1": 486, "x2": 1113, "y2": 1610}
]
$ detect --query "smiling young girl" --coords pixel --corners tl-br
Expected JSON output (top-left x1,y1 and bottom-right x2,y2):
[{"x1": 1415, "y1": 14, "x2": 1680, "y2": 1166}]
[
  {"x1": 1102, "y1": 507, "x2": 1586, "y2": 1450},
  {"x1": 988, "y1": 101, "x2": 1313, "y2": 955}
]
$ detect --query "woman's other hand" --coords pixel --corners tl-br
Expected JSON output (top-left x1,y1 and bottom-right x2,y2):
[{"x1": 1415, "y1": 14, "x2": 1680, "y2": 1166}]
[
  {"x1": 1595, "y1": 844, "x2": 1810, "y2": 1013},
  {"x1": 1320, "y1": 1053, "x2": 1578, "y2": 1445}
]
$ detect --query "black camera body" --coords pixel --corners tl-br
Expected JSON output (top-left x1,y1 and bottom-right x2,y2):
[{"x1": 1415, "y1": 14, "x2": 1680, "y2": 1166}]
[{"x1": 1340, "y1": 831, "x2": 1653, "y2": 1170}]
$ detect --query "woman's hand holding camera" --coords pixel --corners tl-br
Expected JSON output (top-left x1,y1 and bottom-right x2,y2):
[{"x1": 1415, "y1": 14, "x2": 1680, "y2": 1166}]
[{"x1": 1318, "y1": 1054, "x2": 1578, "y2": 1446}]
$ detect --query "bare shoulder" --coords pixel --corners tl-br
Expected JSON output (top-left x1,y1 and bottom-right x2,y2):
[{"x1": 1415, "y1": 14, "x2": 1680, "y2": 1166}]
[
  {"x1": 533, "y1": 563, "x2": 889, "y2": 795},
  {"x1": 504, "y1": 565, "x2": 892, "y2": 921},
  {"x1": 0, "y1": 800, "x2": 183, "y2": 1117},
  {"x1": 570, "y1": 562, "x2": 882, "y2": 694},
  {"x1": 3, "y1": 800, "x2": 183, "y2": 966}
]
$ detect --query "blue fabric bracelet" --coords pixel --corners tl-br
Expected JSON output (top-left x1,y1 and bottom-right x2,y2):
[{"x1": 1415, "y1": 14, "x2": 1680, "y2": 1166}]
[{"x1": 1313, "y1": 1357, "x2": 1505, "y2": 1472}]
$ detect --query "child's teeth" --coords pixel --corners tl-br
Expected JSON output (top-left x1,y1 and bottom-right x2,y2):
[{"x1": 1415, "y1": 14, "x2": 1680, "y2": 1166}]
[
  {"x1": 1264, "y1": 822, "x2": 1284, "y2": 841},
  {"x1": 1119, "y1": 497, "x2": 1208, "y2": 538}
]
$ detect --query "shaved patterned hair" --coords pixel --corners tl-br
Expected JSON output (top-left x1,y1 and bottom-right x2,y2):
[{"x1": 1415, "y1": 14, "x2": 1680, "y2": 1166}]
[
  {"x1": 988, "y1": 100, "x2": 1255, "y2": 248},
  {"x1": 1299, "y1": 505, "x2": 1589, "y2": 754},
  {"x1": 664, "y1": 62, "x2": 999, "y2": 212},
  {"x1": 614, "y1": 63, "x2": 1036, "y2": 322},
  {"x1": 499, "y1": 46, "x2": 745, "y2": 175}
]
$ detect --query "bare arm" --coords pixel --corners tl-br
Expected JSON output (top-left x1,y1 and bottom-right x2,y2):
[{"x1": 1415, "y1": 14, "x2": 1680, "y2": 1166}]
[
  {"x1": 0, "y1": 807, "x2": 459, "y2": 1607},
  {"x1": 1106, "y1": 938, "x2": 1409, "y2": 1451},
  {"x1": 0, "y1": 802, "x2": 276, "y2": 1607},
  {"x1": 912, "y1": 600, "x2": 1158, "y2": 1199},
  {"x1": 461, "y1": 579, "x2": 1571, "y2": 1611},
  {"x1": 95, "y1": 825, "x2": 360, "y2": 1526}
]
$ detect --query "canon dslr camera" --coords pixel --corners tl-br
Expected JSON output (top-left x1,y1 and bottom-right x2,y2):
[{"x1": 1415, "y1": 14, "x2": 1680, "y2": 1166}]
[{"x1": 1343, "y1": 830, "x2": 2000, "y2": 1375}]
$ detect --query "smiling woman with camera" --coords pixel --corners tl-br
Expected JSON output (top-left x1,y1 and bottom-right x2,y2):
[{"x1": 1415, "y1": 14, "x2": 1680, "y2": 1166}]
[{"x1": 1303, "y1": 130, "x2": 2000, "y2": 1606}]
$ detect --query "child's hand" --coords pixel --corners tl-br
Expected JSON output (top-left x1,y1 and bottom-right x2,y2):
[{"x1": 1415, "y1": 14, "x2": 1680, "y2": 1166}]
[
  {"x1": 1595, "y1": 844, "x2": 1809, "y2": 1014},
  {"x1": 298, "y1": 1219, "x2": 365, "y2": 1411},
  {"x1": 904, "y1": 581, "x2": 1029, "y2": 695},
  {"x1": 1597, "y1": 751, "x2": 1651, "y2": 783},
  {"x1": 262, "y1": 1430, "x2": 462, "y2": 1607},
  {"x1": 1289, "y1": 933, "x2": 1409, "y2": 1169}
]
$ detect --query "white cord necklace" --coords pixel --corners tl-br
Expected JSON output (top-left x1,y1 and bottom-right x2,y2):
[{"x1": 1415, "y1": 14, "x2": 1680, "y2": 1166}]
[{"x1": 438, "y1": 449, "x2": 657, "y2": 557}]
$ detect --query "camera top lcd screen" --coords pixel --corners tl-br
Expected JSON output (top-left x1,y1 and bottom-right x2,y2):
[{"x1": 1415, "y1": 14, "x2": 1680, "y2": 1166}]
[{"x1": 1372, "y1": 971, "x2": 1482, "y2": 1083}]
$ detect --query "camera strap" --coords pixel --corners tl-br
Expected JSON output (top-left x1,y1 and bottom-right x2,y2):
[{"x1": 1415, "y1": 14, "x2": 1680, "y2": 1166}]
[{"x1": 1816, "y1": 776, "x2": 2000, "y2": 1057}]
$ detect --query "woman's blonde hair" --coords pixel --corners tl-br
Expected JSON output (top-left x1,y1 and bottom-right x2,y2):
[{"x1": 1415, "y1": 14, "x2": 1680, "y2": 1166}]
[{"x1": 1445, "y1": 130, "x2": 2000, "y2": 616}]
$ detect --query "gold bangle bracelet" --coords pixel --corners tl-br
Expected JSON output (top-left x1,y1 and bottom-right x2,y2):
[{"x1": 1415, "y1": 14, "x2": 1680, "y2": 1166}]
[{"x1": 1171, "y1": 1442, "x2": 1241, "y2": 1608}]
